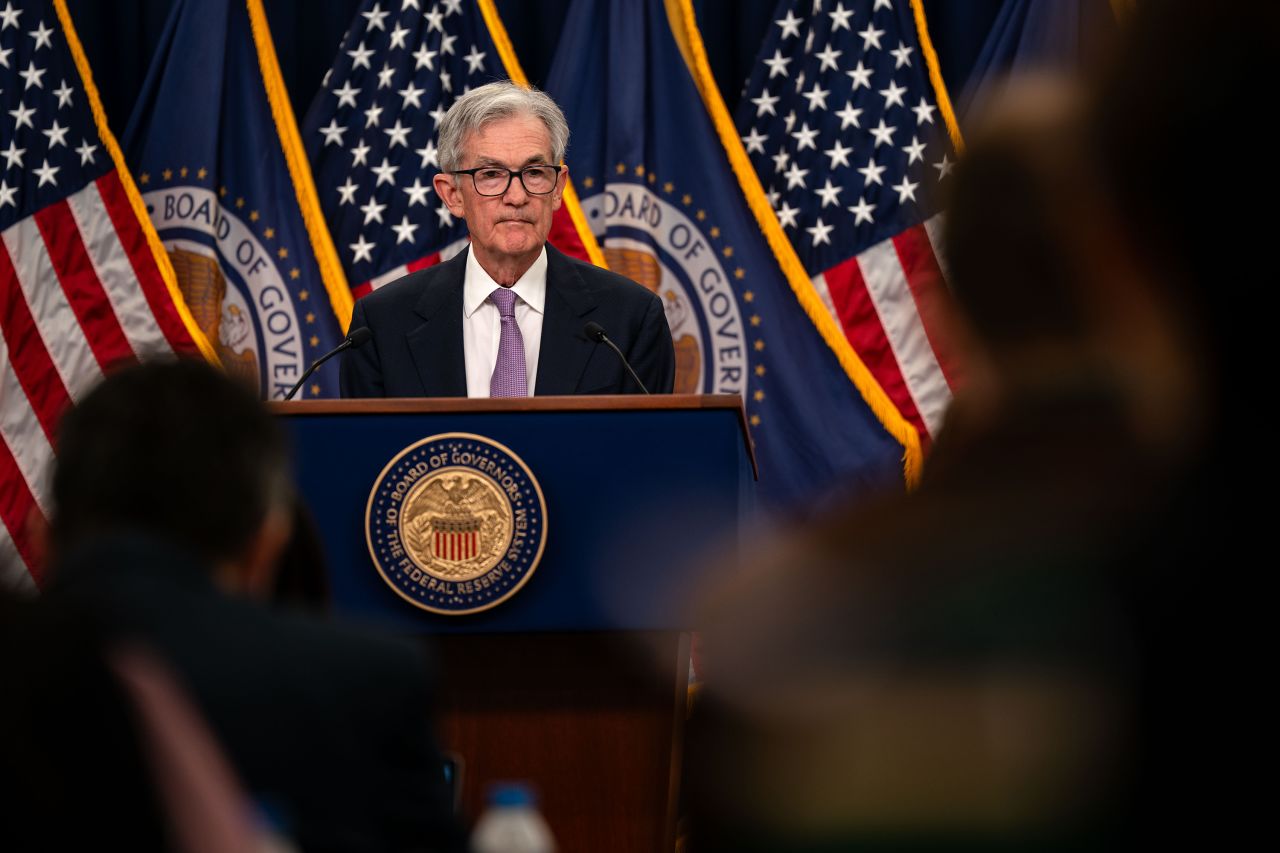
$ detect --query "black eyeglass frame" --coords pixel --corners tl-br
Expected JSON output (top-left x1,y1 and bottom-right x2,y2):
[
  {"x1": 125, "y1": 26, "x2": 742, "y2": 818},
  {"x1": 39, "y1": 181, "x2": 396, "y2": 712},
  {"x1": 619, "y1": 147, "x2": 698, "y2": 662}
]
[{"x1": 448, "y1": 165, "x2": 565, "y2": 197}]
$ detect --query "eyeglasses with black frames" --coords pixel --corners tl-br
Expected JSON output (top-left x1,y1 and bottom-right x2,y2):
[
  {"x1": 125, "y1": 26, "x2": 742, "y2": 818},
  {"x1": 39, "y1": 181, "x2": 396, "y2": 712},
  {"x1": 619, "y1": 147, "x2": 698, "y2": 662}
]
[{"x1": 449, "y1": 165, "x2": 563, "y2": 196}]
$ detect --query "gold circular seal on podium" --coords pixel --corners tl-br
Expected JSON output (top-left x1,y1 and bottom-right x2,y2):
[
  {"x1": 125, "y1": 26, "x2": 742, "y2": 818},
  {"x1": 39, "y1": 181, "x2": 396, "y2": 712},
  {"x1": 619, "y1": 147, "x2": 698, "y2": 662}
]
[{"x1": 365, "y1": 433, "x2": 547, "y2": 615}]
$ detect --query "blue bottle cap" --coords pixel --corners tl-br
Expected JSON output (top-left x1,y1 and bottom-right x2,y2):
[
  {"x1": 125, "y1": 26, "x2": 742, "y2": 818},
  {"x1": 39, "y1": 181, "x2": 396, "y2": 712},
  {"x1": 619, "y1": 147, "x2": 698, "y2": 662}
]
[{"x1": 486, "y1": 782, "x2": 537, "y2": 808}]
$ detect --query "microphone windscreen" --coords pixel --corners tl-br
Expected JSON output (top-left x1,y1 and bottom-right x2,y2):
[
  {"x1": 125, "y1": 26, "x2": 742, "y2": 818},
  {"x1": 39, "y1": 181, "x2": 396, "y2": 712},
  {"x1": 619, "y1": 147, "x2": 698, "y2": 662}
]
[
  {"x1": 583, "y1": 321, "x2": 607, "y2": 342},
  {"x1": 347, "y1": 326, "x2": 373, "y2": 348}
]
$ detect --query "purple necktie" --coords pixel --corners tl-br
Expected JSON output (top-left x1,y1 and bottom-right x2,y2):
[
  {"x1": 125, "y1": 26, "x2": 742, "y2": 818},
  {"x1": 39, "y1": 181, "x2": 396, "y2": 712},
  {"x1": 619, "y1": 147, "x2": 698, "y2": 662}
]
[{"x1": 488, "y1": 286, "x2": 528, "y2": 397}]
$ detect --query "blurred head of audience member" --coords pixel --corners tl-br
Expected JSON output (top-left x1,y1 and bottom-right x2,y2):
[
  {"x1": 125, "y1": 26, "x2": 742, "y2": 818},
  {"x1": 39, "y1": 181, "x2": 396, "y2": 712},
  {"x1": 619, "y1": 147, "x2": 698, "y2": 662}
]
[
  {"x1": 943, "y1": 77, "x2": 1093, "y2": 397},
  {"x1": 47, "y1": 357, "x2": 294, "y2": 596},
  {"x1": 942, "y1": 69, "x2": 1209, "y2": 471}
]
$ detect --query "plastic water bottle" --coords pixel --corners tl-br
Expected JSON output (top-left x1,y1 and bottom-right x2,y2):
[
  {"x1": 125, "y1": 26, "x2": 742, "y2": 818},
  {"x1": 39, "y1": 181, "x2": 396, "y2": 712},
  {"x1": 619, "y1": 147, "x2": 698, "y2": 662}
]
[{"x1": 470, "y1": 782, "x2": 556, "y2": 853}]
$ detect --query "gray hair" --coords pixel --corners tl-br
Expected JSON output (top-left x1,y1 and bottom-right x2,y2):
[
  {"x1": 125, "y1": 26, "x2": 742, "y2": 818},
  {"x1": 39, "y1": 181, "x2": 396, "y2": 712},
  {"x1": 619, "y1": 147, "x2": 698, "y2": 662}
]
[{"x1": 437, "y1": 81, "x2": 570, "y2": 173}]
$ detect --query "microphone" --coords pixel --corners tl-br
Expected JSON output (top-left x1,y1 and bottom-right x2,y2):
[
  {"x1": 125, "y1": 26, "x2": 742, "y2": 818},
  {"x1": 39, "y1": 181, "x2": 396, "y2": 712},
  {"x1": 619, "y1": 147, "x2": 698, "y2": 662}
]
[
  {"x1": 583, "y1": 321, "x2": 650, "y2": 394},
  {"x1": 283, "y1": 326, "x2": 373, "y2": 401}
]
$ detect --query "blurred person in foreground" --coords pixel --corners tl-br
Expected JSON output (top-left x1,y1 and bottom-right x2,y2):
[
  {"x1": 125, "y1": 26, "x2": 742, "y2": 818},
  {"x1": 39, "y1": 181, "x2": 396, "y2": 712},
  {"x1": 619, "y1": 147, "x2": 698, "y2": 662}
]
[
  {"x1": 686, "y1": 2, "x2": 1258, "y2": 848},
  {"x1": 34, "y1": 359, "x2": 463, "y2": 853}
]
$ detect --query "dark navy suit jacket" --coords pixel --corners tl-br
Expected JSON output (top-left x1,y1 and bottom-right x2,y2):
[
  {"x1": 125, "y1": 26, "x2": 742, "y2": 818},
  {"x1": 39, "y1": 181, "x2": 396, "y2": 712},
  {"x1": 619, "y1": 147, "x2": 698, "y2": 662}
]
[{"x1": 340, "y1": 244, "x2": 675, "y2": 397}]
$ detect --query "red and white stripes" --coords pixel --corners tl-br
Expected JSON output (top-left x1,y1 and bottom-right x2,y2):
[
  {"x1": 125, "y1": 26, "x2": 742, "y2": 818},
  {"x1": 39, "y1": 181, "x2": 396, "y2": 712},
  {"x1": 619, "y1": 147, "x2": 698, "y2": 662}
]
[{"x1": 811, "y1": 214, "x2": 961, "y2": 444}]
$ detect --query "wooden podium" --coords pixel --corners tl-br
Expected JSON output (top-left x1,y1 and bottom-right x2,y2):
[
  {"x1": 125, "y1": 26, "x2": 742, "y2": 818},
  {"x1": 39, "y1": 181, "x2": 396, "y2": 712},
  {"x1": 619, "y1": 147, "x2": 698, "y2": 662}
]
[{"x1": 272, "y1": 395, "x2": 755, "y2": 852}]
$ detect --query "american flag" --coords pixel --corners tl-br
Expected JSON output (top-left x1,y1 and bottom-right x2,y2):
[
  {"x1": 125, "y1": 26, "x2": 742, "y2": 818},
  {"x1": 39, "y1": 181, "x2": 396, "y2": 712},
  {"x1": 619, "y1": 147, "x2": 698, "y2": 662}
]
[
  {"x1": 546, "y1": 0, "x2": 916, "y2": 505},
  {"x1": 303, "y1": 0, "x2": 600, "y2": 301},
  {"x1": 737, "y1": 0, "x2": 963, "y2": 444},
  {"x1": 0, "y1": 0, "x2": 210, "y2": 590}
]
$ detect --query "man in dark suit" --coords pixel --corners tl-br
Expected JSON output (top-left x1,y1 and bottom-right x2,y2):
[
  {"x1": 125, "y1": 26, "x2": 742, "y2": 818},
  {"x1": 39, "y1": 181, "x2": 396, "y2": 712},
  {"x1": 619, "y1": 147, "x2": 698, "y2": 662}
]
[
  {"x1": 40, "y1": 360, "x2": 463, "y2": 852},
  {"x1": 341, "y1": 81, "x2": 675, "y2": 398}
]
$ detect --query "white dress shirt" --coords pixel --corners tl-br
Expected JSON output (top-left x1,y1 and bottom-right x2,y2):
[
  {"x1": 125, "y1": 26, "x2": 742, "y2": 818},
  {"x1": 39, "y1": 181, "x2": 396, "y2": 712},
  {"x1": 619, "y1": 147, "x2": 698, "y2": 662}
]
[{"x1": 462, "y1": 247, "x2": 546, "y2": 397}]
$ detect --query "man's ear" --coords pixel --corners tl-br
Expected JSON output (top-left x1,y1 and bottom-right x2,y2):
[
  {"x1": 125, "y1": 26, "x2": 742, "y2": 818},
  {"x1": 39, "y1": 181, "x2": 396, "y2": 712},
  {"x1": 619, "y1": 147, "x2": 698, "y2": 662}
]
[
  {"x1": 433, "y1": 172, "x2": 467, "y2": 219},
  {"x1": 552, "y1": 164, "x2": 568, "y2": 211},
  {"x1": 222, "y1": 508, "x2": 293, "y2": 600}
]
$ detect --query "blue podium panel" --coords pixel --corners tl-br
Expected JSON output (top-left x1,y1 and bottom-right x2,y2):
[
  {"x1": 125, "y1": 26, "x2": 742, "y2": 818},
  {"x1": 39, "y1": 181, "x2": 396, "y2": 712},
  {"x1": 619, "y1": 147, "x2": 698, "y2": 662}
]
[{"x1": 273, "y1": 396, "x2": 754, "y2": 633}]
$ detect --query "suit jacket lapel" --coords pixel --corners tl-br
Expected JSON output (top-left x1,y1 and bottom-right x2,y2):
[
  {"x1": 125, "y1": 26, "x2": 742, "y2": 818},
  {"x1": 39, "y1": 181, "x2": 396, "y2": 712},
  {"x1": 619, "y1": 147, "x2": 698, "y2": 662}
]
[
  {"x1": 536, "y1": 245, "x2": 598, "y2": 395},
  {"x1": 407, "y1": 249, "x2": 468, "y2": 397}
]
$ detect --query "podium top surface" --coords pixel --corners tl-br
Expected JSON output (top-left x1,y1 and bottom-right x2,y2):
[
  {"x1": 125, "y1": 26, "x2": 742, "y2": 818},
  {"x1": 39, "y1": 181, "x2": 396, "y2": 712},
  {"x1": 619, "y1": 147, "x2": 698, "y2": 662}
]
[
  {"x1": 271, "y1": 392, "x2": 740, "y2": 415},
  {"x1": 270, "y1": 394, "x2": 756, "y2": 476}
]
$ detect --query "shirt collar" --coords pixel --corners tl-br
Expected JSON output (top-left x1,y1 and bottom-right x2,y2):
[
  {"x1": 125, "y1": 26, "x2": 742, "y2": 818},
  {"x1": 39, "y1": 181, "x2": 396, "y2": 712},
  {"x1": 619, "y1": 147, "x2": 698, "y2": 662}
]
[{"x1": 463, "y1": 246, "x2": 548, "y2": 317}]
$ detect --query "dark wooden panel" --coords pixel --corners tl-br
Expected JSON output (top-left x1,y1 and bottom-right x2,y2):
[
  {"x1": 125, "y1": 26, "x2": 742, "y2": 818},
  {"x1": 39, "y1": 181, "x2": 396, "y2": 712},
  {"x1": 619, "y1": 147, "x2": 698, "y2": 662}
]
[{"x1": 434, "y1": 633, "x2": 689, "y2": 853}]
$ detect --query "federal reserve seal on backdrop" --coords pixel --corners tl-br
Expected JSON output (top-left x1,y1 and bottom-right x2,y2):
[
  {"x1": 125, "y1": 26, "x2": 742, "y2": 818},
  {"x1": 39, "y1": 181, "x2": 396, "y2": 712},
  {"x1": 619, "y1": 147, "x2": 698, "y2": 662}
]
[{"x1": 366, "y1": 434, "x2": 547, "y2": 615}]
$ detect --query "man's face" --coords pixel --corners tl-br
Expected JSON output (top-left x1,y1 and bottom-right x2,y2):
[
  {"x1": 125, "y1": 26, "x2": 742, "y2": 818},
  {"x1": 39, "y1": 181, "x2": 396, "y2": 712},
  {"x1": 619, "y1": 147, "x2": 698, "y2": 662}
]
[{"x1": 434, "y1": 113, "x2": 566, "y2": 272}]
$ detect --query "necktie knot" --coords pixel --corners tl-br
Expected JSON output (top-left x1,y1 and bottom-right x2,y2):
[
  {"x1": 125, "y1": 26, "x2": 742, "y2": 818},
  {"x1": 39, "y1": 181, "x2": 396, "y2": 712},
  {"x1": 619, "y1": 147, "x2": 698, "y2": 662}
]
[{"x1": 489, "y1": 286, "x2": 518, "y2": 317}]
